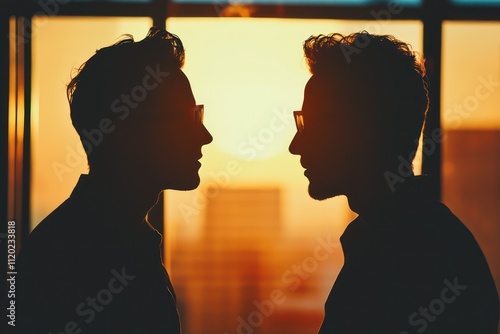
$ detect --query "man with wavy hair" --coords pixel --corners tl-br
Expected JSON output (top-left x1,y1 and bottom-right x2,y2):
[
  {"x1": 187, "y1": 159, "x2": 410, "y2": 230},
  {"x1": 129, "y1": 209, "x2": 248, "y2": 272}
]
[
  {"x1": 289, "y1": 32, "x2": 499, "y2": 333},
  {"x1": 16, "y1": 28, "x2": 212, "y2": 333}
]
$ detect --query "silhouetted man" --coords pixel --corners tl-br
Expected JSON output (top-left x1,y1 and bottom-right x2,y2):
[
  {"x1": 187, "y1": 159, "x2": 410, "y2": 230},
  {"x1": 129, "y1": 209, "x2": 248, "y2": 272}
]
[
  {"x1": 289, "y1": 32, "x2": 499, "y2": 334},
  {"x1": 16, "y1": 28, "x2": 212, "y2": 333}
]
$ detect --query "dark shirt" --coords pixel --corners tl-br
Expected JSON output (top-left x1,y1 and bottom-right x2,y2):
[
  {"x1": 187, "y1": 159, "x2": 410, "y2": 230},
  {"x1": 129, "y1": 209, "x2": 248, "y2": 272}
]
[
  {"x1": 318, "y1": 177, "x2": 499, "y2": 334},
  {"x1": 16, "y1": 175, "x2": 181, "y2": 333}
]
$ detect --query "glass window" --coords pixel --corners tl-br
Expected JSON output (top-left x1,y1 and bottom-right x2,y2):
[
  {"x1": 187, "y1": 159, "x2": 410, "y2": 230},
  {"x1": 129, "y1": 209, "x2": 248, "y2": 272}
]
[
  {"x1": 67, "y1": 0, "x2": 152, "y2": 2},
  {"x1": 31, "y1": 17, "x2": 153, "y2": 228},
  {"x1": 451, "y1": 0, "x2": 500, "y2": 5},
  {"x1": 173, "y1": 0, "x2": 422, "y2": 5},
  {"x1": 167, "y1": 17, "x2": 422, "y2": 334},
  {"x1": 442, "y1": 21, "x2": 500, "y2": 302}
]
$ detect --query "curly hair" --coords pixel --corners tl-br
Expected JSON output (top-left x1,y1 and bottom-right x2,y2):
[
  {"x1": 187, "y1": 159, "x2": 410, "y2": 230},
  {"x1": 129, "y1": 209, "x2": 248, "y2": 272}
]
[
  {"x1": 303, "y1": 31, "x2": 429, "y2": 163},
  {"x1": 66, "y1": 27, "x2": 185, "y2": 167},
  {"x1": 67, "y1": 27, "x2": 184, "y2": 106},
  {"x1": 304, "y1": 32, "x2": 426, "y2": 76}
]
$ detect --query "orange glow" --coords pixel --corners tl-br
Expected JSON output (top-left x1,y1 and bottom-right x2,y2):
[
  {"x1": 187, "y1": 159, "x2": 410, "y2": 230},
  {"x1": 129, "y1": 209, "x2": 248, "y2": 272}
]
[
  {"x1": 442, "y1": 22, "x2": 500, "y2": 129},
  {"x1": 31, "y1": 17, "x2": 422, "y2": 334},
  {"x1": 218, "y1": 4, "x2": 257, "y2": 17},
  {"x1": 31, "y1": 17, "x2": 499, "y2": 334},
  {"x1": 9, "y1": 17, "x2": 28, "y2": 221},
  {"x1": 441, "y1": 21, "x2": 500, "y2": 308},
  {"x1": 165, "y1": 17, "x2": 423, "y2": 238},
  {"x1": 8, "y1": 16, "x2": 17, "y2": 220},
  {"x1": 165, "y1": 17, "x2": 423, "y2": 334},
  {"x1": 30, "y1": 17, "x2": 152, "y2": 226}
]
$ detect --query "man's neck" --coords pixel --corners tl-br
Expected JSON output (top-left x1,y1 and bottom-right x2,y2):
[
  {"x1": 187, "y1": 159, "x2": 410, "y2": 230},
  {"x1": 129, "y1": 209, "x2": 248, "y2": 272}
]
[
  {"x1": 346, "y1": 171, "x2": 413, "y2": 218},
  {"x1": 85, "y1": 172, "x2": 161, "y2": 224}
]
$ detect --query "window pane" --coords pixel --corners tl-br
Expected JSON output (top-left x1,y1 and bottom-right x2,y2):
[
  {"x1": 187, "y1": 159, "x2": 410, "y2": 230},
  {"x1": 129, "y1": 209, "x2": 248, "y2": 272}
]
[
  {"x1": 442, "y1": 21, "x2": 500, "y2": 302},
  {"x1": 167, "y1": 17, "x2": 422, "y2": 334},
  {"x1": 31, "y1": 17, "x2": 152, "y2": 228},
  {"x1": 67, "y1": 0, "x2": 152, "y2": 2},
  {"x1": 174, "y1": 0, "x2": 421, "y2": 5},
  {"x1": 442, "y1": 22, "x2": 500, "y2": 129},
  {"x1": 451, "y1": 0, "x2": 500, "y2": 5}
]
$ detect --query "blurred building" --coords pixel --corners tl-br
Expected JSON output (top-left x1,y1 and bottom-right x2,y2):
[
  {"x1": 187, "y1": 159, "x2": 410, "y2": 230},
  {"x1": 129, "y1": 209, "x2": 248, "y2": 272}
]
[
  {"x1": 443, "y1": 129, "x2": 500, "y2": 298},
  {"x1": 172, "y1": 188, "x2": 337, "y2": 334}
]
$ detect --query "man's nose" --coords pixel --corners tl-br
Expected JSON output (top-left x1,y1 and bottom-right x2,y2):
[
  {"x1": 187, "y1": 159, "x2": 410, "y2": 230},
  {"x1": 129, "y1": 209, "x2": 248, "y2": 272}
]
[
  {"x1": 289, "y1": 132, "x2": 301, "y2": 155},
  {"x1": 200, "y1": 124, "x2": 213, "y2": 145}
]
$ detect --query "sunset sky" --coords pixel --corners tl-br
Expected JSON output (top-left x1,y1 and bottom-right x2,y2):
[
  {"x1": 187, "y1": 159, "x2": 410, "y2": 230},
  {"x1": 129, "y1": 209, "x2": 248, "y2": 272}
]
[
  {"x1": 23, "y1": 15, "x2": 500, "y2": 333},
  {"x1": 29, "y1": 17, "x2": 499, "y2": 232}
]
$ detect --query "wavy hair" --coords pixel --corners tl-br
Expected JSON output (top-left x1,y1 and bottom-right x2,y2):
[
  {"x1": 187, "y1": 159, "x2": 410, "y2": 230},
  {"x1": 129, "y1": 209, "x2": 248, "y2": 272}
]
[
  {"x1": 303, "y1": 31, "x2": 429, "y2": 163},
  {"x1": 66, "y1": 27, "x2": 185, "y2": 168}
]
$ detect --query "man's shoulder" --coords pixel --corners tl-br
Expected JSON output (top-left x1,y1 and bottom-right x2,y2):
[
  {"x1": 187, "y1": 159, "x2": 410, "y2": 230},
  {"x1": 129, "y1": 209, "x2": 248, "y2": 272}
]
[
  {"x1": 347, "y1": 199, "x2": 482, "y2": 265},
  {"x1": 410, "y1": 199, "x2": 475, "y2": 241},
  {"x1": 18, "y1": 195, "x2": 108, "y2": 271},
  {"x1": 387, "y1": 200, "x2": 493, "y2": 283},
  {"x1": 24, "y1": 199, "x2": 82, "y2": 250}
]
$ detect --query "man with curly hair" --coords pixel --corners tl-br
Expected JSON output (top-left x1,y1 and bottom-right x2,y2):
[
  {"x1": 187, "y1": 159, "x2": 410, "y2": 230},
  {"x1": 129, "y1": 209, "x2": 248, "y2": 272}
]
[
  {"x1": 289, "y1": 32, "x2": 499, "y2": 333},
  {"x1": 16, "y1": 28, "x2": 212, "y2": 333}
]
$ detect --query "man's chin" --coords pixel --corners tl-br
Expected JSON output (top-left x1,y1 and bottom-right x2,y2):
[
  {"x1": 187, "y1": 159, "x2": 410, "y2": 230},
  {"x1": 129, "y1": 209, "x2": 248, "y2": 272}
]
[
  {"x1": 165, "y1": 175, "x2": 201, "y2": 191},
  {"x1": 307, "y1": 181, "x2": 342, "y2": 201}
]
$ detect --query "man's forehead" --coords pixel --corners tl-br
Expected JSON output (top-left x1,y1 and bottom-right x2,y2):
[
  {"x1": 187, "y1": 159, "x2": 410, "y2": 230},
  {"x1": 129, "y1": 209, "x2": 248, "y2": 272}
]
[
  {"x1": 152, "y1": 69, "x2": 195, "y2": 108},
  {"x1": 303, "y1": 74, "x2": 347, "y2": 110}
]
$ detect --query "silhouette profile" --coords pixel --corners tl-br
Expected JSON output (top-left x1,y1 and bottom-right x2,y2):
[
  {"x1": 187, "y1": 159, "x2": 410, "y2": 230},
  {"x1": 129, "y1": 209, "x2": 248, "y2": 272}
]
[
  {"x1": 289, "y1": 32, "x2": 499, "y2": 333},
  {"x1": 16, "y1": 27, "x2": 212, "y2": 333}
]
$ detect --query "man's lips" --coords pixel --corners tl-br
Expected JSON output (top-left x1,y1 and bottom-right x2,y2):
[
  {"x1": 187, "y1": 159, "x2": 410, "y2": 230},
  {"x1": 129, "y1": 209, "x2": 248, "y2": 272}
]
[
  {"x1": 301, "y1": 162, "x2": 310, "y2": 177},
  {"x1": 300, "y1": 159, "x2": 310, "y2": 170}
]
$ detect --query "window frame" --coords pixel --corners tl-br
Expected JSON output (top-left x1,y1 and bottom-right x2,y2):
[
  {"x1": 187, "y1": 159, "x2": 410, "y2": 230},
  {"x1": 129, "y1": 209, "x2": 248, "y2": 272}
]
[{"x1": 2, "y1": 0, "x2": 500, "y2": 248}]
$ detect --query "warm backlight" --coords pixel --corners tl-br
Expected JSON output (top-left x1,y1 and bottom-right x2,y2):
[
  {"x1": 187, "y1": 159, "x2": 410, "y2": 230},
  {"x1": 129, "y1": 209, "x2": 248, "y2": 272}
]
[{"x1": 35, "y1": 16, "x2": 500, "y2": 334}]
